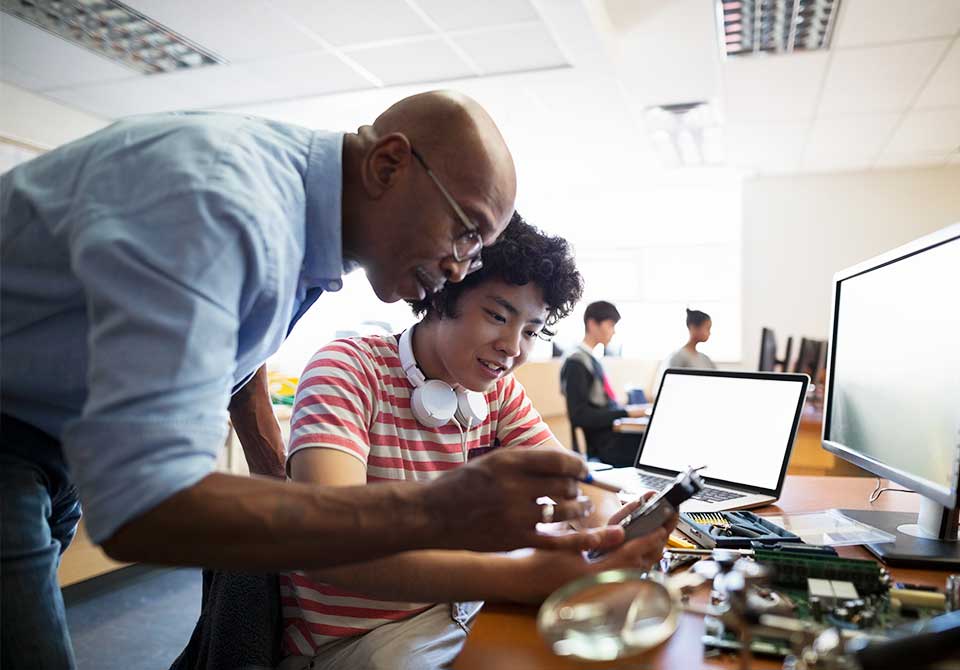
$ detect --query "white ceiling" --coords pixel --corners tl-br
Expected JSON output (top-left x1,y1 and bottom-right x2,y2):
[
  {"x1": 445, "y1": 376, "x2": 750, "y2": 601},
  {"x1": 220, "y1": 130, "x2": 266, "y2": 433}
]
[{"x1": 1, "y1": 0, "x2": 958, "y2": 176}]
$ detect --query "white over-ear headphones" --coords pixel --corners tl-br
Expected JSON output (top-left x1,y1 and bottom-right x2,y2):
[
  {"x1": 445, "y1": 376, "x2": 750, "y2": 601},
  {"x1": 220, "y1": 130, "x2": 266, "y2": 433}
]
[{"x1": 398, "y1": 326, "x2": 489, "y2": 429}]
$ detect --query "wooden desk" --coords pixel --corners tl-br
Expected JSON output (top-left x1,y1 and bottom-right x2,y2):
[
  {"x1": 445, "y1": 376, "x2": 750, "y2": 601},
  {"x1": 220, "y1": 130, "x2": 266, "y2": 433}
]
[
  {"x1": 612, "y1": 417, "x2": 649, "y2": 433},
  {"x1": 453, "y1": 476, "x2": 951, "y2": 669}
]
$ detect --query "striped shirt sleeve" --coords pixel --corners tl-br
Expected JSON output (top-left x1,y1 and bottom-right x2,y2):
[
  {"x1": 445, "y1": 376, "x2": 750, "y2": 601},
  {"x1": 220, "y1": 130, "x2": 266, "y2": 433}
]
[
  {"x1": 287, "y1": 339, "x2": 378, "y2": 468},
  {"x1": 495, "y1": 374, "x2": 553, "y2": 448}
]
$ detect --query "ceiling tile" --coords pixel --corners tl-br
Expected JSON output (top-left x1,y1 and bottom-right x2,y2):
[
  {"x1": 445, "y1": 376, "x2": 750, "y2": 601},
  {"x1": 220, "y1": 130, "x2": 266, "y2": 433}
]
[
  {"x1": 45, "y1": 63, "x2": 279, "y2": 118},
  {"x1": 413, "y1": 0, "x2": 538, "y2": 31},
  {"x1": 802, "y1": 114, "x2": 901, "y2": 169},
  {"x1": 452, "y1": 23, "x2": 567, "y2": 76},
  {"x1": 611, "y1": 0, "x2": 721, "y2": 107},
  {"x1": 0, "y1": 61, "x2": 47, "y2": 91},
  {"x1": 799, "y1": 155, "x2": 874, "y2": 174},
  {"x1": 884, "y1": 108, "x2": 960, "y2": 154},
  {"x1": 1, "y1": 14, "x2": 136, "y2": 91},
  {"x1": 818, "y1": 41, "x2": 950, "y2": 115},
  {"x1": 725, "y1": 121, "x2": 808, "y2": 173},
  {"x1": 873, "y1": 151, "x2": 950, "y2": 169},
  {"x1": 722, "y1": 51, "x2": 829, "y2": 123},
  {"x1": 271, "y1": 0, "x2": 432, "y2": 48},
  {"x1": 915, "y1": 39, "x2": 960, "y2": 109},
  {"x1": 126, "y1": 0, "x2": 322, "y2": 62},
  {"x1": 242, "y1": 51, "x2": 374, "y2": 100},
  {"x1": 344, "y1": 38, "x2": 473, "y2": 86},
  {"x1": 834, "y1": 0, "x2": 960, "y2": 48}
]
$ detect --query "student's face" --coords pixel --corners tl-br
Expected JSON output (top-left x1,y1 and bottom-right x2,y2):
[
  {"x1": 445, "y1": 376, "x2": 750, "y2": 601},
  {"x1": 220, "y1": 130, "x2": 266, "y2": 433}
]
[
  {"x1": 430, "y1": 279, "x2": 549, "y2": 392},
  {"x1": 691, "y1": 319, "x2": 712, "y2": 343},
  {"x1": 597, "y1": 319, "x2": 617, "y2": 346},
  {"x1": 588, "y1": 318, "x2": 617, "y2": 346}
]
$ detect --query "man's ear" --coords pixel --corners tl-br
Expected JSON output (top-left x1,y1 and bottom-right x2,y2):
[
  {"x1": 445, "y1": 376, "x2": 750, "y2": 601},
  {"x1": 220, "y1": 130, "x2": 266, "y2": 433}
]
[{"x1": 361, "y1": 133, "x2": 412, "y2": 198}]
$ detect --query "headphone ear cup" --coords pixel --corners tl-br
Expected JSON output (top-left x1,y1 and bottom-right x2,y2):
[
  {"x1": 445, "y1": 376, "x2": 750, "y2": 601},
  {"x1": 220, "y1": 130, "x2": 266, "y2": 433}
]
[
  {"x1": 455, "y1": 390, "x2": 488, "y2": 427},
  {"x1": 410, "y1": 380, "x2": 458, "y2": 428}
]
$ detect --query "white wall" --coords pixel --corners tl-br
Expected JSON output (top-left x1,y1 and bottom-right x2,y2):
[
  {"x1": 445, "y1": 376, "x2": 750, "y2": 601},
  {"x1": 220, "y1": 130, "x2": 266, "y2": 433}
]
[
  {"x1": 0, "y1": 82, "x2": 107, "y2": 149},
  {"x1": 742, "y1": 166, "x2": 960, "y2": 370}
]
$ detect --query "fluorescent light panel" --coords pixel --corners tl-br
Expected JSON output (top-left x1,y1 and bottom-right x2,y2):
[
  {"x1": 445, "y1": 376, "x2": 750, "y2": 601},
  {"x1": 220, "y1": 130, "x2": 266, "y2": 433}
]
[
  {"x1": 1, "y1": 0, "x2": 225, "y2": 74},
  {"x1": 718, "y1": 0, "x2": 840, "y2": 57}
]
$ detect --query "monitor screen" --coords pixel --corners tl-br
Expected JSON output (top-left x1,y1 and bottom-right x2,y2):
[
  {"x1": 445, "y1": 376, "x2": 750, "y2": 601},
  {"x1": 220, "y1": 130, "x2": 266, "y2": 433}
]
[
  {"x1": 759, "y1": 327, "x2": 778, "y2": 371},
  {"x1": 826, "y1": 235, "x2": 960, "y2": 496},
  {"x1": 638, "y1": 372, "x2": 806, "y2": 491}
]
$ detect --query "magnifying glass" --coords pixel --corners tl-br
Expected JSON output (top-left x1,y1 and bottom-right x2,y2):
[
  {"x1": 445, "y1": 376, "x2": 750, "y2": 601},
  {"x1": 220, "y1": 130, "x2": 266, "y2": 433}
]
[{"x1": 537, "y1": 569, "x2": 681, "y2": 661}]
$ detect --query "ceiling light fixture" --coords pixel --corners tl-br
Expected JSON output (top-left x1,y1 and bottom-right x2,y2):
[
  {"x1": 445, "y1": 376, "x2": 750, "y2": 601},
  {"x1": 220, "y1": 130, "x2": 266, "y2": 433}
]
[
  {"x1": 644, "y1": 102, "x2": 724, "y2": 169},
  {"x1": 715, "y1": 0, "x2": 840, "y2": 57},
  {"x1": 1, "y1": 0, "x2": 225, "y2": 74}
]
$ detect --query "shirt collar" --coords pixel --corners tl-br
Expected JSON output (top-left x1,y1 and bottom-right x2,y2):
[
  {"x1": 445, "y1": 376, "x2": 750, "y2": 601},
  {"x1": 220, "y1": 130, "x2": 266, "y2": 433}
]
[
  {"x1": 302, "y1": 130, "x2": 348, "y2": 292},
  {"x1": 577, "y1": 342, "x2": 601, "y2": 361}
]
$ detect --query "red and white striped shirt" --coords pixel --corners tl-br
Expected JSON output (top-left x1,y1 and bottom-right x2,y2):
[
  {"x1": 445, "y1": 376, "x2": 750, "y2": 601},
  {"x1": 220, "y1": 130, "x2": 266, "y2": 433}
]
[{"x1": 280, "y1": 334, "x2": 553, "y2": 657}]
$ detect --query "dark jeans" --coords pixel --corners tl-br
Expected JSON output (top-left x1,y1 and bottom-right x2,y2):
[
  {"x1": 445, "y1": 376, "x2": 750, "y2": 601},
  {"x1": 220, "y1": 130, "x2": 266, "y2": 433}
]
[
  {"x1": 588, "y1": 430, "x2": 643, "y2": 468},
  {"x1": 1, "y1": 414, "x2": 82, "y2": 670}
]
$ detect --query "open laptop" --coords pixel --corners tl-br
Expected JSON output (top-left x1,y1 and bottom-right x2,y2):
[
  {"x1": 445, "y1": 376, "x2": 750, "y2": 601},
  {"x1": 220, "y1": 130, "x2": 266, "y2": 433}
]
[{"x1": 594, "y1": 369, "x2": 809, "y2": 512}]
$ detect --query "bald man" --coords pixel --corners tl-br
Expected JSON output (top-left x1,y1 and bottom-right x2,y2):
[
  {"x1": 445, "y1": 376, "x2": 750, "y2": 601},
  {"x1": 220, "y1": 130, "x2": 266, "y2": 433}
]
[{"x1": 0, "y1": 92, "x2": 623, "y2": 669}]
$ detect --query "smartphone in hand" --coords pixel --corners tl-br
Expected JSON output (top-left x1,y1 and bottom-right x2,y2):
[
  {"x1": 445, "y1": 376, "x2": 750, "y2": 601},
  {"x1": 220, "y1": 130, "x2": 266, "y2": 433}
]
[{"x1": 591, "y1": 467, "x2": 704, "y2": 558}]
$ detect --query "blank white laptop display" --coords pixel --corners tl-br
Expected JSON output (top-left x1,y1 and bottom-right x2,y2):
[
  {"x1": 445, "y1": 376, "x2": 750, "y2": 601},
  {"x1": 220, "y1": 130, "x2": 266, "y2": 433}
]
[{"x1": 595, "y1": 369, "x2": 809, "y2": 512}]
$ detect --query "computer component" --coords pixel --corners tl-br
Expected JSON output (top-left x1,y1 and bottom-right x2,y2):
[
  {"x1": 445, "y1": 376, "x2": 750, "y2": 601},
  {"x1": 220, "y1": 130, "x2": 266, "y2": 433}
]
[
  {"x1": 823, "y1": 222, "x2": 960, "y2": 568},
  {"x1": 679, "y1": 510, "x2": 801, "y2": 549}
]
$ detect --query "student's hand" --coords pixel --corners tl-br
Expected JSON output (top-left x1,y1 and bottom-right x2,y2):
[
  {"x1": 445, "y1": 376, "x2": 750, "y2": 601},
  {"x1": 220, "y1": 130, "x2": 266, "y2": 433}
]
[
  {"x1": 424, "y1": 448, "x2": 626, "y2": 554},
  {"x1": 507, "y1": 491, "x2": 676, "y2": 604},
  {"x1": 625, "y1": 404, "x2": 649, "y2": 418}
]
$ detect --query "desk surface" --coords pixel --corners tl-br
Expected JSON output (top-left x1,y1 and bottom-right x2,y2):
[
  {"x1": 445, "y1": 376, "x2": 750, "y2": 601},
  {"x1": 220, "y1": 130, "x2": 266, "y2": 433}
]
[
  {"x1": 612, "y1": 416, "x2": 649, "y2": 433},
  {"x1": 453, "y1": 475, "x2": 949, "y2": 669}
]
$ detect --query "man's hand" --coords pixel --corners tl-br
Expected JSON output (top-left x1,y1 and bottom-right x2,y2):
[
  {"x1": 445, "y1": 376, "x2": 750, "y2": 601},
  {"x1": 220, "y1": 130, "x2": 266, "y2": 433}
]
[
  {"x1": 423, "y1": 448, "x2": 626, "y2": 554},
  {"x1": 625, "y1": 404, "x2": 649, "y2": 418},
  {"x1": 507, "y1": 491, "x2": 676, "y2": 604}
]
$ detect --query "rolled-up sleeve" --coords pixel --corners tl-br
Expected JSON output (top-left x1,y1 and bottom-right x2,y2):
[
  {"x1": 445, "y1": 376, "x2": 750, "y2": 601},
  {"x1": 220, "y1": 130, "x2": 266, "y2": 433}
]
[{"x1": 62, "y1": 192, "x2": 259, "y2": 544}]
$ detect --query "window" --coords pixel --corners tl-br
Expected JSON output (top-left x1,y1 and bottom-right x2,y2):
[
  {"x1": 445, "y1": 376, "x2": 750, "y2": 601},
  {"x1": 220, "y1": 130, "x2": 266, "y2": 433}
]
[{"x1": 523, "y1": 175, "x2": 743, "y2": 363}]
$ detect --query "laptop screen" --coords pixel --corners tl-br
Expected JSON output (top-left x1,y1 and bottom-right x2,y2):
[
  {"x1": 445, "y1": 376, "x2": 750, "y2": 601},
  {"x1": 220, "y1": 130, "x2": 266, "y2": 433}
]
[{"x1": 638, "y1": 370, "x2": 808, "y2": 492}]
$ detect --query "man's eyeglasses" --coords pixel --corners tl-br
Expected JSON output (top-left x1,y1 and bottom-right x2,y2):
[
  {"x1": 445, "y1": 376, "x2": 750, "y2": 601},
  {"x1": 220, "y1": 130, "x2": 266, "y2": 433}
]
[{"x1": 410, "y1": 146, "x2": 484, "y2": 275}]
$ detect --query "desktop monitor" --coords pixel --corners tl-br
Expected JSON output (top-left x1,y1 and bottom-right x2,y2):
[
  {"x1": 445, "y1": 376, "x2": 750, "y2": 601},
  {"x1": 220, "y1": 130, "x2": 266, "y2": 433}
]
[
  {"x1": 793, "y1": 337, "x2": 825, "y2": 380},
  {"x1": 823, "y1": 222, "x2": 960, "y2": 568}
]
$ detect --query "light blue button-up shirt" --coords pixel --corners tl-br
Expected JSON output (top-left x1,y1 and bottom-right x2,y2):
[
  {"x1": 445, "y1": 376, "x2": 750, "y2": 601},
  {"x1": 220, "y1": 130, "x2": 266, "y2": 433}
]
[{"x1": 1, "y1": 111, "x2": 346, "y2": 542}]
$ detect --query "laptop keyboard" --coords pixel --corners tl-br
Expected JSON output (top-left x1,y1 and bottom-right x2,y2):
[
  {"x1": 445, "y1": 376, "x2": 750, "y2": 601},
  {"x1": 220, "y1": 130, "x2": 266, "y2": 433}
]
[{"x1": 632, "y1": 473, "x2": 746, "y2": 503}]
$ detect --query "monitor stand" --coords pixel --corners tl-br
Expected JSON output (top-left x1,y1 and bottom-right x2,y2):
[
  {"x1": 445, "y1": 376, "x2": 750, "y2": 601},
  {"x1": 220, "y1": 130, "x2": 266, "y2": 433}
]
[{"x1": 841, "y1": 504, "x2": 960, "y2": 570}]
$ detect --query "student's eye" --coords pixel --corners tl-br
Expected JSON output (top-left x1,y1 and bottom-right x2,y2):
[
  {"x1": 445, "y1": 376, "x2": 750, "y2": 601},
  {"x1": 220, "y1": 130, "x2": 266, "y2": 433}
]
[
  {"x1": 524, "y1": 329, "x2": 539, "y2": 339},
  {"x1": 483, "y1": 308, "x2": 506, "y2": 323}
]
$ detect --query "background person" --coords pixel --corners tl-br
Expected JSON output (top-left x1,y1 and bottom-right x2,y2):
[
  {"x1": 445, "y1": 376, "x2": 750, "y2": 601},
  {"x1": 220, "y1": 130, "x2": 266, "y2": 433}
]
[{"x1": 560, "y1": 301, "x2": 647, "y2": 467}]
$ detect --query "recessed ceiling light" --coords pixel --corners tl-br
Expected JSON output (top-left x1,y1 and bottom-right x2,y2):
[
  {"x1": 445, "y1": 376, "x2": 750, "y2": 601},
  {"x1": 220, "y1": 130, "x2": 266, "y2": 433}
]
[
  {"x1": 1, "y1": 0, "x2": 226, "y2": 74},
  {"x1": 716, "y1": 0, "x2": 840, "y2": 57},
  {"x1": 645, "y1": 102, "x2": 724, "y2": 168}
]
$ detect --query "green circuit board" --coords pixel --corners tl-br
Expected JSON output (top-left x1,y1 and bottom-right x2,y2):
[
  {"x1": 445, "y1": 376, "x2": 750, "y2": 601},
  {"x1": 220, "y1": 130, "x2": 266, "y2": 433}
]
[{"x1": 701, "y1": 550, "x2": 945, "y2": 658}]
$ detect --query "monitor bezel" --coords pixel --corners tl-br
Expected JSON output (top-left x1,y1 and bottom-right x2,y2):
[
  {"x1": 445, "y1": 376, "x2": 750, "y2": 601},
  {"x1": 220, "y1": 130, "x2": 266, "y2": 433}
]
[
  {"x1": 638, "y1": 368, "x2": 810, "y2": 496},
  {"x1": 822, "y1": 222, "x2": 960, "y2": 510}
]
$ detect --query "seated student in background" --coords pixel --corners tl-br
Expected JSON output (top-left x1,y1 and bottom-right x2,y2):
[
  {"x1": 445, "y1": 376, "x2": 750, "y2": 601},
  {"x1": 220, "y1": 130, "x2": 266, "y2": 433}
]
[
  {"x1": 279, "y1": 216, "x2": 674, "y2": 670},
  {"x1": 664, "y1": 308, "x2": 716, "y2": 371},
  {"x1": 652, "y1": 308, "x2": 717, "y2": 398},
  {"x1": 560, "y1": 301, "x2": 647, "y2": 468}
]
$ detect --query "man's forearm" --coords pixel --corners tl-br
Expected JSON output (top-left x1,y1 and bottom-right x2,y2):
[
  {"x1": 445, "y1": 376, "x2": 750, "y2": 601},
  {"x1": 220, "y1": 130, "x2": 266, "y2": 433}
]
[
  {"x1": 101, "y1": 472, "x2": 435, "y2": 569},
  {"x1": 306, "y1": 550, "x2": 521, "y2": 603},
  {"x1": 229, "y1": 364, "x2": 286, "y2": 478}
]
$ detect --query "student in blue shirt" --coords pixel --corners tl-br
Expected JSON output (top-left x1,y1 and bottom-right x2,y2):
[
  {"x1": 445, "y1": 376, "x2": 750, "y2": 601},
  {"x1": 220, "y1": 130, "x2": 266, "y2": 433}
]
[{"x1": 0, "y1": 91, "x2": 620, "y2": 669}]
